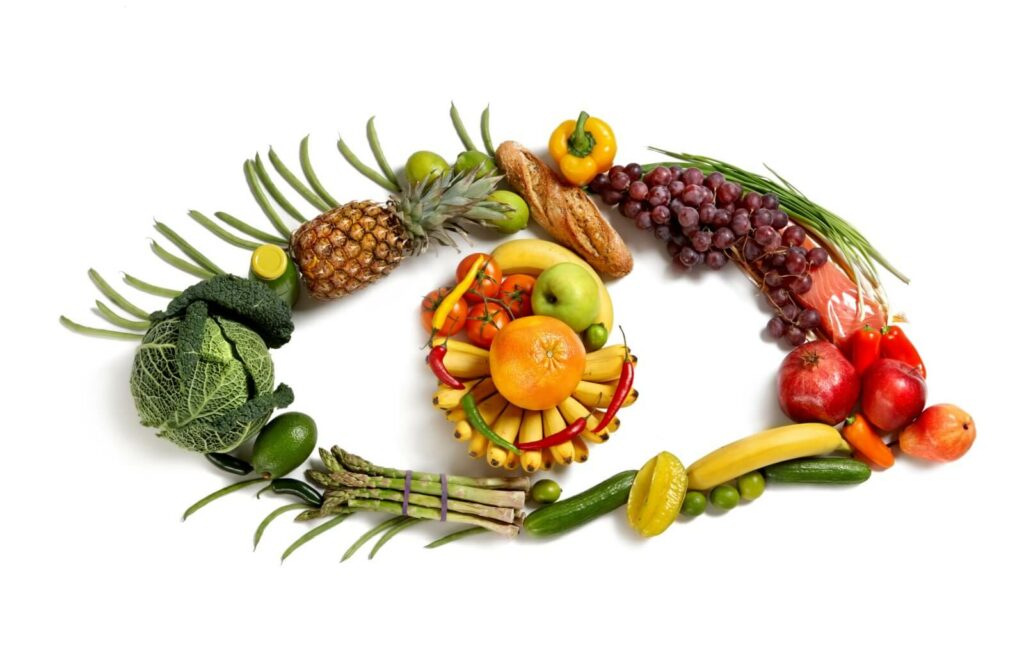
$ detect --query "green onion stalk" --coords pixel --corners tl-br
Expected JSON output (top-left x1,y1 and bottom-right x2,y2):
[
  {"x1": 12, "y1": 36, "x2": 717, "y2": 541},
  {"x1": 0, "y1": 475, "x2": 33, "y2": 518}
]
[{"x1": 645, "y1": 149, "x2": 909, "y2": 317}]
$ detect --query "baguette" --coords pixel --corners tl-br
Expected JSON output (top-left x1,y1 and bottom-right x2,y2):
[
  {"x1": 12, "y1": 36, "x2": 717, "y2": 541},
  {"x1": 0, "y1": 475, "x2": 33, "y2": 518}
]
[{"x1": 495, "y1": 141, "x2": 633, "y2": 278}]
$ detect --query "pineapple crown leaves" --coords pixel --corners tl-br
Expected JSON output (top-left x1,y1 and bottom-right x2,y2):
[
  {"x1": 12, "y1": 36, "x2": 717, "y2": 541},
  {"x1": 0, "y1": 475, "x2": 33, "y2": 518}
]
[{"x1": 389, "y1": 166, "x2": 513, "y2": 255}]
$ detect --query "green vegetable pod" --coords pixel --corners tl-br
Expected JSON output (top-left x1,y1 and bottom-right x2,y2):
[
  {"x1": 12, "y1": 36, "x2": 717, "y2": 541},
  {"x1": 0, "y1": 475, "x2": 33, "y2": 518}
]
[
  {"x1": 524, "y1": 470, "x2": 636, "y2": 537},
  {"x1": 763, "y1": 457, "x2": 871, "y2": 484}
]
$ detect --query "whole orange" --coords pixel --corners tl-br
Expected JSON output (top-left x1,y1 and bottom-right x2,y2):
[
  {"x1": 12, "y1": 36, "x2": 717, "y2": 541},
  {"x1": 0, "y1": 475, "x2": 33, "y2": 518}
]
[{"x1": 489, "y1": 315, "x2": 586, "y2": 411}]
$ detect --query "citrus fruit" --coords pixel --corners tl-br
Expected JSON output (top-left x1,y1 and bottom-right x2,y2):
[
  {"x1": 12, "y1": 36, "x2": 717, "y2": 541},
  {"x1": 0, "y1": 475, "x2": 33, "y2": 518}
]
[
  {"x1": 251, "y1": 412, "x2": 318, "y2": 479},
  {"x1": 627, "y1": 451, "x2": 688, "y2": 537},
  {"x1": 404, "y1": 150, "x2": 448, "y2": 184},
  {"x1": 489, "y1": 315, "x2": 586, "y2": 411},
  {"x1": 454, "y1": 150, "x2": 496, "y2": 176},
  {"x1": 488, "y1": 190, "x2": 530, "y2": 234}
]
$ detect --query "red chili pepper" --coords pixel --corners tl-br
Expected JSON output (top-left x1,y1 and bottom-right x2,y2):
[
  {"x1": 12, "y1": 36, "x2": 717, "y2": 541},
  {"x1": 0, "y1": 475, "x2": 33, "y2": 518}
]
[
  {"x1": 516, "y1": 417, "x2": 587, "y2": 451},
  {"x1": 880, "y1": 325, "x2": 926, "y2": 378},
  {"x1": 849, "y1": 324, "x2": 882, "y2": 375},
  {"x1": 426, "y1": 345, "x2": 464, "y2": 390},
  {"x1": 593, "y1": 358, "x2": 634, "y2": 433}
]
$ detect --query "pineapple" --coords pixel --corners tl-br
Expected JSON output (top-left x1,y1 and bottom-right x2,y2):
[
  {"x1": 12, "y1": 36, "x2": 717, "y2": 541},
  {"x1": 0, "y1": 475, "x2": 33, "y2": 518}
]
[{"x1": 290, "y1": 168, "x2": 508, "y2": 300}]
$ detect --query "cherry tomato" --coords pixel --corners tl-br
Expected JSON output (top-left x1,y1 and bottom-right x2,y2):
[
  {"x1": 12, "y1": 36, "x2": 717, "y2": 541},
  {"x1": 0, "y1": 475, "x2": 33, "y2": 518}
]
[
  {"x1": 499, "y1": 274, "x2": 536, "y2": 318},
  {"x1": 456, "y1": 253, "x2": 502, "y2": 304},
  {"x1": 420, "y1": 287, "x2": 467, "y2": 337},
  {"x1": 465, "y1": 303, "x2": 510, "y2": 348}
]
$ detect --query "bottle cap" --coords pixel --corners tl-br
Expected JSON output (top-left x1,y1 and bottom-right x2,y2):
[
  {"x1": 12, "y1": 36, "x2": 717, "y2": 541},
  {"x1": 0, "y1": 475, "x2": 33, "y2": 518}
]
[{"x1": 250, "y1": 244, "x2": 288, "y2": 281}]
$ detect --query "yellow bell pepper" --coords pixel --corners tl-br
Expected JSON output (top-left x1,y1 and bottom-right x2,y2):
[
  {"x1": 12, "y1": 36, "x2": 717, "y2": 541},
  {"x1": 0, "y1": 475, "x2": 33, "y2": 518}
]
[{"x1": 548, "y1": 111, "x2": 617, "y2": 187}]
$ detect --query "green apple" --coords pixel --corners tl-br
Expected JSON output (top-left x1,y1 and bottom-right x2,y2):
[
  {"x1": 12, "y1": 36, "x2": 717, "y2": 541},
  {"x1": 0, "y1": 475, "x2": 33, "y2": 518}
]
[
  {"x1": 532, "y1": 263, "x2": 600, "y2": 332},
  {"x1": 488, "y1": 190, "x2": 529, "y2": 234},
  {"x1": 454, "y1": 150, "x2": 496, "y2": 176},
  {"x1": 405, "y1": 150, "x2": 448, "y2": 184},
  {"x1": 581, "y1": 323, "x2": 609, "y2": 352}
]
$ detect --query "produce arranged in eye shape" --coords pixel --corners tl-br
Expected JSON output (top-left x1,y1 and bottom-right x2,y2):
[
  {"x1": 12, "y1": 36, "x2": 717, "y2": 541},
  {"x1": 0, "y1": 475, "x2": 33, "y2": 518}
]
[{"x1": 58, "y1": 103, "x2": 976, "y2": 561}]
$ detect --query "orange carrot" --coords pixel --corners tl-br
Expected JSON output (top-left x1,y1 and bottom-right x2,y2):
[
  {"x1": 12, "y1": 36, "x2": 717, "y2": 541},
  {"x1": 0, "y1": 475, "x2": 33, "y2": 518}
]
[{"x1": 842, "y1": 413, "x2": 894, "y2": 469}]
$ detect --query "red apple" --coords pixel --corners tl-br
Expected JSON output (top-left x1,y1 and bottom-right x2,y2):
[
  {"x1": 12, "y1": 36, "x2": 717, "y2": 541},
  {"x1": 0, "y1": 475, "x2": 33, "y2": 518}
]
[
  {"x1": 861, "y1": 358, "x2": 927, "y2": 432},
  {"x1": 777, "y1": 341, "x2": 860, "y2": 425},
  {"x1": 899, "y1": 404, "x2": 976, "y2": 462}
]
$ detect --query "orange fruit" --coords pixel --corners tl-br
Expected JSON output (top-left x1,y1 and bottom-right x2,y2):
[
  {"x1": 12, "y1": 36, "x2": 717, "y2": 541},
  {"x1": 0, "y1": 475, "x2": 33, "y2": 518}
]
[{"x1": 489, "y1": 316, "x2": 586, "y2": 411}]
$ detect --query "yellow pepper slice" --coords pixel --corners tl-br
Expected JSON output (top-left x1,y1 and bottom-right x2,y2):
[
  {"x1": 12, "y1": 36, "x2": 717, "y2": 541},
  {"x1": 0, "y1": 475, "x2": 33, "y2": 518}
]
[
  {"x1": 627, "y1": 451, "x2": 688, "y2": 537},
  {"x1": 431, "y1": 255, "x2": 485, "y2": 333},
  {"x1": 548, "y1": 111, "x2": 617, "y2": 187}
]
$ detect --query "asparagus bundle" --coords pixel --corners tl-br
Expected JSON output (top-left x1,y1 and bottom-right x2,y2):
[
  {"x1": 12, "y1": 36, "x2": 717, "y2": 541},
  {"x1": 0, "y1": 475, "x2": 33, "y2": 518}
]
[{"x1": 304, "y1": 447, "x2": 528, "y2": 538}]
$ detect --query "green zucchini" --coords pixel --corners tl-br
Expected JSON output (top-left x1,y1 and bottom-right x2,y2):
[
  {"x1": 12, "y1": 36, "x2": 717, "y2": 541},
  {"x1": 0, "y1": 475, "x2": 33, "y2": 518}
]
[
  {"x1": 523, "y1": 470, "x2": 637, "y2": 537},
  {"x1": 763, "y1": 457, "x2": 871, "y2": 484}
]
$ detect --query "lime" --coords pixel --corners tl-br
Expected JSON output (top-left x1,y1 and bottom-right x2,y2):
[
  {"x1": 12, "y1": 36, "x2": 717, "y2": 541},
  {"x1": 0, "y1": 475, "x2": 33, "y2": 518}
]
[
  {"x1": 454, "y1": 150, "x2": 496, "y2": 176},
  {"x1": 529, "y1": 479, "x2": 562, "y2": 504},
  {"x1": 581, "y1": 324, "x2": 609, "y2": 352},
  {"x1": 627, "y1": 451, "x2": 688, "y2": 537},
  {"x1": 251, "y1": 412, "x2": 317, "y2": 479},
  {"x1": 488, "y1": 190, "x2": 529, "y2": 234},
  {"x1": 405, "y1": 151, "x2": 448, "y2": 185}
]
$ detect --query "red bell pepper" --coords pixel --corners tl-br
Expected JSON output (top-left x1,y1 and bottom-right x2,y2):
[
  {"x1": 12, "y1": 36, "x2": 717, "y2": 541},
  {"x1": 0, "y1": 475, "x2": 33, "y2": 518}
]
[
  {"x1": 849, "y1": 325, "x2": 882, "y2": 376},
  {"x1": 880, "y1": 325, "x2": 926, "y2": 378}
]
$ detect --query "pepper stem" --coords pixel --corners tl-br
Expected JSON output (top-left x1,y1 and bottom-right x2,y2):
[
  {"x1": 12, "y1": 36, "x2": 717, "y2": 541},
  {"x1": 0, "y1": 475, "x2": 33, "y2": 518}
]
[{"x1": 568, "y1": 111, "x2": 596, "y2": 158}]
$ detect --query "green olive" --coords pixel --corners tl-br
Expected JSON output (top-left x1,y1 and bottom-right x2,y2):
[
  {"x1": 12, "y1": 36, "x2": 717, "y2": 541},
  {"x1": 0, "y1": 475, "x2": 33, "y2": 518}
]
[
  {"x1": 738, "y1": 471, "x2": 766, "y2": 501},
  {"x1": 681, "y1": 490, "x2": 707, "y2": 517},
  {"x1": 529, "y1": 479, "x2": 562, "y2": 504},
  {"x1": 251, "y1": 412, "x2": 317, "y2": 479},
  {"x1": 488, "y1": 190, "x2": 530, "y2": 234},
  {"x1": 454, "y1": 150, "x2": 496, "y2": 176},
  {"x1": 710, "y1": 484, "x2": 740, "y2": 510},
  {"x1": 404, "y1": 151, "x2": 449, "y2": 185},
  {"x1": 581, "y1": 324, "x2": 609, "y2": 352}
]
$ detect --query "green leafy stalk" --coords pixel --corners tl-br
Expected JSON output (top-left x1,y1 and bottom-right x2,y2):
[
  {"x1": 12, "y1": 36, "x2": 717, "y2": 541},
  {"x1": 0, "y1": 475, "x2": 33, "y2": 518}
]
[
  {"x1": 342, "y1": 499, "x2": 520, "y2": 537},
  {"x1": 153, "y1": 221, "x2": 226, "y2": 275},
  {"x1": 59, "y1": 316, "x2": 142, "y2": 340},
  {"x1": 182, "y1": 478, "x2": 263, "y2": 521},
  {"x1": 322, "y1": 487, "x2": 516, "y2": 523},
  {"x1": 336, "y1": 135, "x2": 399, "y2": 193},
  {"x1": 188, "y1": 211, "x2": 261, "y2": 251},
  {"x1": 244, "y1": 160, "x2": 294, "y2": 239},
  {"x1": 368, "y1": 517, "x2": 422, "y2": 559},
  {"x1": 214, "y1": 212, "x2": 288, "y2": 245},
  {"x1": 88, "y1": 269, "x2": 151, "y2": 319},
  {"x1": 281, "y1": 513, "x2": 352, "y2": 563},
  {"x1": 95, "y1": 300, "x2": 150, "y2": 331},
  {"x1": 450, "y1": 102, "x2": 478, "y2": 152},
  {"x1": 425, "y1": 526, "x2": 488, "y2": 549},
  {"x1": 316, "y1": 472, "x2": 525, "y2": 509},
  {"x1": 481, "y1": 105, "x2": 496, "y2": 157},
  {"x1": 150, "y1": 240, "x2": 215, "y2": 279},
  {"x1": 327, "y1": 447, "x2": 530, "y2": 491},
  {"x1": 253, "y1": 502, "x2": 309, "y2": 550},
  {"x1": 268, "y1": 144, "x2": 331, "y2": 212},
  {"x1": 300, "y1": 136, "x2": 340, "y2": 208},
  {"x1": 366, "y1": 117, "x2": 399, "y2": 188},
  {"x1": 252, "y1": 154, "x2": 307, "y2": 223},
  {"x1": 122, "y1": 273, "x2": 180, "y2": 298},
  {"x1": 341, "y1": 516, "x2": 407, "y2": 562}
]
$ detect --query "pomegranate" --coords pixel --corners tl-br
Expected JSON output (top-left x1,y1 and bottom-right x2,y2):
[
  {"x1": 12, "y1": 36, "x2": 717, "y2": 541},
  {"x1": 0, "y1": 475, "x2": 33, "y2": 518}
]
[
  {"x1": 861, "y1": 359, "x2": 927, "y2": 432},
  {"x1": 777, "y1": 341, "x2": 860, "y2": 425},
  {"x1": 899, "y1": 404, "x2": 975, "y2": 462}
]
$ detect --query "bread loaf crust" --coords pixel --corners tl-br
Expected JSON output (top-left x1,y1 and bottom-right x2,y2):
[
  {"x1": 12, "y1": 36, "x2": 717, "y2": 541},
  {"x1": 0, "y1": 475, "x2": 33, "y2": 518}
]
[{"x1": 496, "y1": 141, "x2": 633, "y2": 278}]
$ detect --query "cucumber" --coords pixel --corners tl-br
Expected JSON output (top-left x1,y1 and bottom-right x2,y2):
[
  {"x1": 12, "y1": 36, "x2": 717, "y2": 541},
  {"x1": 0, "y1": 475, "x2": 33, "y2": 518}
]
[
  {"x1": 523, "y1": 470, "x2": 637, "y2": 537},
  {"x1": 763, "y1": 457, "x2": 871, "y2": 484}
]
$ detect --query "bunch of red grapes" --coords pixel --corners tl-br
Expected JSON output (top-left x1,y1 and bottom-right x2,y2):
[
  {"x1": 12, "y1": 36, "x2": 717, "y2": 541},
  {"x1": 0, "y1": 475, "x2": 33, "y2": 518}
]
[{"x1": 591, "y1": 163, "x2": 826, "y2": 347}]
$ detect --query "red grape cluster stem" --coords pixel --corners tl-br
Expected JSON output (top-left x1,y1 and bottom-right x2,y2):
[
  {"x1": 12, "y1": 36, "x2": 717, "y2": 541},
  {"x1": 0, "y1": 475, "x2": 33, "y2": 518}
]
[{"x1": 591, "y1": 162, "x2": 829, "y2": 348}]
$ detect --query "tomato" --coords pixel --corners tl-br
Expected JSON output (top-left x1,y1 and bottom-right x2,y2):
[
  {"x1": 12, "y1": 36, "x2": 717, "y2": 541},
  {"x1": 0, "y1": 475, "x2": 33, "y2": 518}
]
[
  {"x1": 456, "y1": 253, "x2": 502, "y2": 304},
  {"x1": 499, "y1": 274, "x2": 536, "y2": 318},
  {"x1": 465, "y1": 303, "x2": 510, "y2": 349},
  {"x1": 420, "y1": 287, "x2": 467, "y2": 337}
]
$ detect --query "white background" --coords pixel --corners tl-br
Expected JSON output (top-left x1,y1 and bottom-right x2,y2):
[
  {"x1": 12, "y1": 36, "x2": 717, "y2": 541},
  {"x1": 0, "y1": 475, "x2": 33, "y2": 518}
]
[{"x1": 3, "y1": 1, "x2": 1022, "y2": 669}]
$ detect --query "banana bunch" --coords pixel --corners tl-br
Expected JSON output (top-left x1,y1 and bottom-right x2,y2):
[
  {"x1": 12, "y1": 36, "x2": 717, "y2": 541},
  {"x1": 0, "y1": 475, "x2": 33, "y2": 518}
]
[{"x1": 433, "y1": 344, "x2": 638, "y2": 472}]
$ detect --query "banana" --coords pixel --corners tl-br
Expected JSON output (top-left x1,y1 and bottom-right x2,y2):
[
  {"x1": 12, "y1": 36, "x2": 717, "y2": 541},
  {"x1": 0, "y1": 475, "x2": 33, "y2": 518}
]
[
  {"x1": 592, "y1": 410, "x2": 621, "y2": 433},
  {"x1": 433, "y1": 377, "x2": 482, "y2": 410},
  {"x1": 571, "y1": 437, "x2": 590, "y2": 464},
  {"x1": 518, "y1": 411, "x2": 544, "y2": 473},
  {"x1": 487, "y1": 403, "x2": 523, "y2": 469},
  {"x1": 583, "y1": 352, "x2": 637, "y2": 382},
  {"x1": 541, "y1": 406, "x2": 575, "y2": 465},
  {"x1": 586, "y1": 344, "x2": 630, "y2": 362},
  {"x1": 467, "y1": 432, "x2": 488, "y2": 459},
  {"x1": 442, "y1": 348, "x2": 490, "y2": 379},
  {"x1": 502, "y1": 450, "x2": 520, "y2": 471},
  {"x1": 490, "y1": 238, "x2": 614, "y2": 332},
  {"x1": 540, "y1": 448, "x2": 554, "y2": 471},
  {"x1": 572, "y1": 379, "x2": 638, "y2": 409},
  {"x1": 433, "y1": 338, "x2": 490, "y2": 358},
  {"x1": 687, "y1": 423, "x2": 849, "y2": 491},
  {"x1": 453, "y1": 420, "x2": 473, "y2": 442},
  {"x1": 558, "y1": 396, "x2": 609, "y2": 444}
]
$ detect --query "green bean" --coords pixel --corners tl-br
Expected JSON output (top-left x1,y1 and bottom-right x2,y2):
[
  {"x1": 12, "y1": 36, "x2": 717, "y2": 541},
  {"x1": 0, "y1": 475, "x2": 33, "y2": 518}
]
[
  {"x1": 150, "y1": 240, "x2": 214, "y2": 279},
  {"x1": 153, "y1": 221, "x2": 226, "y2": 275},
  {"x1": 368, "y1": 517, "x2": 422, "y2": 559},
  {"x1": 336, "y1": 135, "x2": 399, "y2": 193},
  {"x1": 481, "y1": 105, "x2": 496, "y2": 157},
  {"x1": 449, "y1": 102, "x2": 478, "y2": 152},
  {"x1": 187, "y1": 210, "x2": 261, "y2": 250},
  {"x1": 268, "y1": 144, "x2": 330, "y2": 212},
  {"x1": 182, "y1": 479, "x2": 262, "y2": 521},
  {"x1": 340, "y1": 516, "x2": 406, "y2": 562},
  {"x1": 122, "y1": 273, "x2": 180, "y2": 298},
  {"x1": 88, "y1": 269, "x2": 151, "y2": 319},
  {"x1": 59, "y1": 316, "x2": 142, "y2": 341},
  {"x1": 366, "y1": 117, "x2": 399, "y2": 188},
  {"x1": 253, "y1": 502, "x2": 309, "y2": 550},
  {"x1": 214, "y1": 211, "x2": 287, "y2": 245},
  {"x1": 300, "y1": 136, "x2": 340, "y2": 208},
  {"x1": 281, "y1": 513, "x2": 353, "y2": 563},
  {"x1": 425, "y1": 526, "x2": 488, "y2": 549},
  {"x1": 94, "y1": 300, "x2": 149, "y2": 331},
  {"x1": 243, "y1": 159, "x2": 293, "y2": 239},
  {"x1": 252, "y1": 153, "x2": 307, "y2": 223}
]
